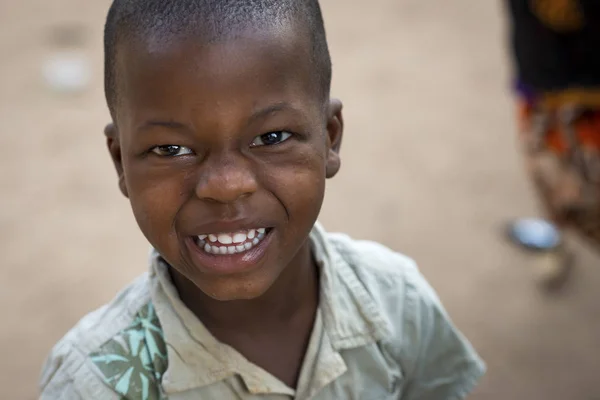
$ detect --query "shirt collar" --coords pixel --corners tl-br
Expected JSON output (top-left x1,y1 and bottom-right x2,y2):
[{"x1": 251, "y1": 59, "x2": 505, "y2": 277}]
[
  {"x1": 309, "y1": 222, "x2": 392, "y2": 349},
  {"x1": 148, "y1": 222, "x2": 391, "y2": 395}
]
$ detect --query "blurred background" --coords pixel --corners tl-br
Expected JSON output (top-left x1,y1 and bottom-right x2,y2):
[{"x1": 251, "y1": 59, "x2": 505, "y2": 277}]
[{"x1": 1, "y1": 0, "x2": 600, "y2": 399}]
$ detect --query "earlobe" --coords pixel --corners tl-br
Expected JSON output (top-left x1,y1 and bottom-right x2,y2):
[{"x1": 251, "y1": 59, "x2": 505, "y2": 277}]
[
  {"x1": 104, "y1": 123, "x2": 129, "y2": 198},
  {"x1": 325, "y1": 99, "x2": 344, "y2": 179}
]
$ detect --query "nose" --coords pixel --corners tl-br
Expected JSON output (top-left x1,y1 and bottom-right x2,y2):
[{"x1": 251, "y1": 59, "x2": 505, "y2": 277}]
[{"x1": 195, "y1": 153, "x2": 258, "y2": 204}]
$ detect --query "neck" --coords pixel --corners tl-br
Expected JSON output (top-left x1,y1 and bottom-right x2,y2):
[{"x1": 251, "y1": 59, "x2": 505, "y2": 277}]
[{"x1": 171, "y1": 241, "x2": 319, "y2": 333}]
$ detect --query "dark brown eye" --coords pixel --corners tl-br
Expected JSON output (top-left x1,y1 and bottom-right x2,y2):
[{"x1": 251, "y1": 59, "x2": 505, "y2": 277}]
[
  {"x1": 251, "y1": 131, "x2": 292, "y2": 147},
  {"x1": 151, "y1": 145, "x2": 193, "y2": 157}
]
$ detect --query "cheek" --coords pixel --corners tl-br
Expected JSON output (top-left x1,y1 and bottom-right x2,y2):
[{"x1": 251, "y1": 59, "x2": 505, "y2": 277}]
[
  {"x1": 124, "y1": 161, "x2": 192, "y2": 246},
  {"x1": 265, "y1": 147, "x2": 327, "y2": 223},
  {"x1": 284, "y1": 167, "x2": 326, "y2": 206}
]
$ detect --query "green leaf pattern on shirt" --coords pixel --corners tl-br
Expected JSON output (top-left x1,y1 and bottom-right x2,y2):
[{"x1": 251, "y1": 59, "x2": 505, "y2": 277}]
[{"x1": 90, "y1": 303, "x2": 168, "y2": 400}]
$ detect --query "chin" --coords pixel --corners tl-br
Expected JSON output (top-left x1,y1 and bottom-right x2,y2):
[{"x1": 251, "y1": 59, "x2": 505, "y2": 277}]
[{"x1": 196, "y1": 276, "x2": 275, "y2": 301}]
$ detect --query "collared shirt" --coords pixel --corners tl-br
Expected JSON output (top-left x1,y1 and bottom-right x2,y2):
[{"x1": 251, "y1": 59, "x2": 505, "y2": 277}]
[{"x1": 40, "y1": 223, "x2": 485, "y2": 400}]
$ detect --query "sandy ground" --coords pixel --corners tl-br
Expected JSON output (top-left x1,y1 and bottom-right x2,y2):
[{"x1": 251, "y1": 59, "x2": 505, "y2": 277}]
[{"x1": 1, "y1": 1, "x2": 600, "y2": 399}]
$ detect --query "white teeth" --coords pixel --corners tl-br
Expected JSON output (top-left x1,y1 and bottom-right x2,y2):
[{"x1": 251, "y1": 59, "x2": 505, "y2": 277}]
[
  {"x1": 217, "y1": 234, "x2": 233, "y2": 245},
  {"x1": 198, "y1": 228, "x2": 269, "y2": 255},
  {"x1": 233, "y1": 233, "x2": 247, "y2": 243}
]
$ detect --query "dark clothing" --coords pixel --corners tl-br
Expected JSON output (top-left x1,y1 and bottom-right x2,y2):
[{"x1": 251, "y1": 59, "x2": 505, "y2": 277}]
[{"x1": 506, "y1": 0, "x2": 600, "y2": 92}]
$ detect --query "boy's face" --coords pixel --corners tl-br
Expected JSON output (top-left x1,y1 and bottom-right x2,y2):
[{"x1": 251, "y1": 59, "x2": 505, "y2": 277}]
[{"x1": 106, "y1": 26, "x2": 343, "y2": 301}]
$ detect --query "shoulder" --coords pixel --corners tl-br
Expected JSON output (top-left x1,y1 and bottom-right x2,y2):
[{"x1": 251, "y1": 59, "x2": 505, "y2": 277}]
[
  {"x1": 326, "y1": 232, "x2": 485, "y2": 399},
  {"x1": 326, "y1": 232, "x2": 419, "y2": 300},
  {"x1": 39, "y1": 274, "x2": 152, "y2": 399},
  {"x1": 325, "y1": 231, "x2": 433, "y2": 337}
]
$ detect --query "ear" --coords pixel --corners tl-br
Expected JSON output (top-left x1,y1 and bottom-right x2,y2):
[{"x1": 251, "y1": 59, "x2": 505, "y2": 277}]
[
  {"x1": 325, "y1": 98, "x2": 344, "y2": 179},
  {"x1": 104, "y1": 123, "x2": 129, "y2": 198}
]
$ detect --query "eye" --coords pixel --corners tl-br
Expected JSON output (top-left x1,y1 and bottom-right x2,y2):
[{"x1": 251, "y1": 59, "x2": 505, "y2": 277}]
[
  {"x1": 251, "y1": 131, "x2": 292, "y2": 147},
  {"x1": 150, "y1": 145, "x2": 194, "y2": 157}
]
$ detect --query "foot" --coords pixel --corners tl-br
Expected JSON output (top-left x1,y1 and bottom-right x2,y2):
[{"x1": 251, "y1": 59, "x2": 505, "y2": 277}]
[
  {"x1": 506, "y1": 218, "x2": 562, "y2": 251},
  {"x1": 532, "y1": 246, "x2": 574, "y2": 291}
]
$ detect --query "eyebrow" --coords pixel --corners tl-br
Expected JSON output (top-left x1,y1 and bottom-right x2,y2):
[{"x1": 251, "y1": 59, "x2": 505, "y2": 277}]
[
  {"x1": 136, "y1": 102, "x2": 301, "y2": 133},
  {"x1": 137, "y1": 120, "x2": 188, "y2": 132},
  {"x1": 248, "y1": 102, "x2": 299, "y2": 124}
]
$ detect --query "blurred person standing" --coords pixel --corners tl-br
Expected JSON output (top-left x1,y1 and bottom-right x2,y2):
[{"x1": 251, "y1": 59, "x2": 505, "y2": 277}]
[{"x1": 505, "y1": 0, "x2": 600, "y2": 287}]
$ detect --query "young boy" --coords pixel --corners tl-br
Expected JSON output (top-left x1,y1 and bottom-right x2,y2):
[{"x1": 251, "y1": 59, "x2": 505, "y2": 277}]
[{"x1": 40, "y1": 1, "x2": 485, "y2": 399}]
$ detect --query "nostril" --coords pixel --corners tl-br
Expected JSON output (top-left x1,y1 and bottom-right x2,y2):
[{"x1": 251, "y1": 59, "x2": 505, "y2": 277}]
[
  {"x1": 194, "y1": 167, "x2": 258, "y2": 204},
  {"x1": 199, "y1": 192, "x2": 253, "y2": 205}
]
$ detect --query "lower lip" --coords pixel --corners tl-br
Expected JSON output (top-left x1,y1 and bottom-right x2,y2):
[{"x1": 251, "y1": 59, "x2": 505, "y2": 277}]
[{"x1": 185, "y1": 229, "x2": 274, "y2": 275}]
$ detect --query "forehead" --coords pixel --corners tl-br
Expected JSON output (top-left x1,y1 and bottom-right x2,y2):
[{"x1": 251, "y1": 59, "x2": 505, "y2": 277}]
[{"x1": 113, "y1": 26, "x2": 320, "y2": 126}]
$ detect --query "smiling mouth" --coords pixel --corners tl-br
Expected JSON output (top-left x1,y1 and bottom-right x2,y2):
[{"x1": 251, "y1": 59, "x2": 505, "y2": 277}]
[{"x1": 195, "y1": 228, "x2": 271, "y2": 255}]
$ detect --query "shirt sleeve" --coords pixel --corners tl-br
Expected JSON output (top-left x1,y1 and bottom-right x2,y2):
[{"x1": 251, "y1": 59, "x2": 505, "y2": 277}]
[
  {"x1": 39, "y1": 341, "x2": 120, "y2": 400},
  {"x1": 40, "y1": 380, "x2": 84, "y2": 400},
  {"x1": 39, "y1": 348, "x2": 83, "y2": 400},
  {"x1": 401, "y1": 264, "x2": 486, "y2": 400}
]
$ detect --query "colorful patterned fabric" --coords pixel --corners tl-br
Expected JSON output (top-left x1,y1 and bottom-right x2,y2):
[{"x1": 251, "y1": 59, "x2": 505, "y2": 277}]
[
  {"x1": 517, "y1": 99, "x2": 600, "y2": 249},
  {"x1": 89, "y1": 303, "x2": 168, "y2": 400}
]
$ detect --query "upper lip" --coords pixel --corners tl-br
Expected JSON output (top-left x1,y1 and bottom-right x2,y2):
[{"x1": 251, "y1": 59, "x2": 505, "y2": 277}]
[{"x1": 184, "y1": 218, "x2": 274, "y2": 236}]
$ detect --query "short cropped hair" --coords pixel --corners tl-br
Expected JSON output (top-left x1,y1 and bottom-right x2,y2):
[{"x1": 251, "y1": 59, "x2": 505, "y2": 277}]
[{"x1": 104, "y1": 0, "x2": 332, "y2": 114}]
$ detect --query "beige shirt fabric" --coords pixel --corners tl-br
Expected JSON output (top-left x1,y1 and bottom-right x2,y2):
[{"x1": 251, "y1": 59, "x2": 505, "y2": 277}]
[{"x1": 40, "y1": 223, "x2": 485, "y2": 399}]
